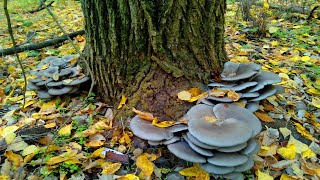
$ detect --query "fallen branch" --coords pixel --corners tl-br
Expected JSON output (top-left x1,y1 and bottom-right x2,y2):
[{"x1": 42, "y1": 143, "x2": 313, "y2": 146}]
[
  {"x1": 27, "y1": 1, "x2": 54, "y2": 14},
  {"x1": 0, "y1": 30, "x2": 85, "y2": 56}
]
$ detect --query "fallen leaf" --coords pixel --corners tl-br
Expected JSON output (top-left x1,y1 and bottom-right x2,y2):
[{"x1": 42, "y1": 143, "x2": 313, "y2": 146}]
[
  {"x1": 294, "y1": 123, "x2": 318, "y2": 142},
  {"x1": 58, "y1": 124, "x2": 72, "y2": 136},
  {"x1": 311, "y1": 97, "x2": 320, "y2": 108},
  {"x1": 277, "y1": 144, "x2": 297, "y2": 160},
  {"x1": 90, "y1": 148, "x2": 105, "y2": 158},
  {"x1": 152, "y1": 118, "x2": 175, "y2": 128},
  {"x1": 136, "y1": 155, "x2": 154, "y2": 177},
  {"x1": 132, "y1": 108, "x2": 154, "y2": 121},
  {"x1": 256, "y1": 169, "x2": 274, "y2": 180},
  {"x1": 118, "y1": 95, "x2": 127, "y2": 109},
  {"x1": 179, "y1": 167, "x2": 209, "y2": 180},
  {"x1": 255, "y1": 112, "x2": 275, "y2": 122},
  {"x1": 117, "y1": 174, "x2": 139, "y2": 180},
  {"x1": 101, "y1": 162, "x2": 122, "y2": 174},
  {"x1": 227, "y1": 90, "x2": 240, "y2": 101},
  {"x1": 4, "y1": 151, "x2": 23, "y2": 167},
  {"x1": 203, "y1": 116, "x2": 217, "y2": 124},
  {"x1": 177, "y1": 91, "x2": 191, "y2": 101},
  {"x1": 22, "y1": 145, "x2": 38, "y2": 156}
]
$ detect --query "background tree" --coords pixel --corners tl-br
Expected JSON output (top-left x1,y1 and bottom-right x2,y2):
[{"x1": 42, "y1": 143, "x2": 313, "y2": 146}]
[{"x1": 81, "y1": 0, "x2": 227, "y2": 119}]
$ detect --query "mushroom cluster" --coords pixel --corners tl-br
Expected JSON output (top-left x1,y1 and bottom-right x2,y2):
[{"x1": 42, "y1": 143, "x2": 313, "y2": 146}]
[
  {"x1": 27, "y1": 55, "x2": 90, "y2": 99},
  {"x1": 130, "y1": 62, "x2": 284, "y2": 179},
  {"x1": 130, "y1": 104, "x2": 261, "y2": 180},
  {"x1": 203, "y1": 62, "x2": 284, "y2": 112}
]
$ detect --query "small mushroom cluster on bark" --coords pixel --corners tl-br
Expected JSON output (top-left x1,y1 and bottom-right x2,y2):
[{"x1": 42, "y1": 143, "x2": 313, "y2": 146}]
[
  {"x1": 203, "y1": 62, "x2": 284, "y2": 112},
  {"x1": 130, "y1": 62, "x2": 283, "y2": 179},
  {"x1": 27, "y1": 55, "x2": 90, "y2": 99}
]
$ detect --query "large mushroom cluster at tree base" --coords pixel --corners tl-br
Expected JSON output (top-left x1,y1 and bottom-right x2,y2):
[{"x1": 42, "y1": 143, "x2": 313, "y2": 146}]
[
  {"x1": 204, "y1": 61, "x2": 284, "y2": 112},
  {"x1": 129, "y1": 62, "x2": 283, "y2": 179},
  {"x1": 27, "y1": 55, "x2": 90, "y2": 99},
  {"x1": 130, "y1": 103, "x2": 261, "y2": 180}
]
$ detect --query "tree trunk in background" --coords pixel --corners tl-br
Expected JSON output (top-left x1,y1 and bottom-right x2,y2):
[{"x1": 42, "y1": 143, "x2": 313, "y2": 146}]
[{"x1": 81, "y1": 0, "x2": 227, "y2": 119}]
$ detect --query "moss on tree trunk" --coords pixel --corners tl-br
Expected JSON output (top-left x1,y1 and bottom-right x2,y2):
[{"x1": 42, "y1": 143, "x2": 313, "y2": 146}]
[{"x1": 81, "y1": 0, "x2": 227, "y2": 119}]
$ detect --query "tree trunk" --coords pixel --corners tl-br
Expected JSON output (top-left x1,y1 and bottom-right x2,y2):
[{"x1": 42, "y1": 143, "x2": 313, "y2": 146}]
[{"x1": 81, "y1": 0, "x2": 227, "y2": 119}]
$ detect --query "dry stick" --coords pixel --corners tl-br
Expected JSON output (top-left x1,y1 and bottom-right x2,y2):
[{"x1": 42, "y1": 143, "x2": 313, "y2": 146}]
[
  {"x1": 3, "y1": 0, "x2": 27, "y2": 107},
  {"x1": 37, "y1": 0, "x2": 95, "y2": 174}
]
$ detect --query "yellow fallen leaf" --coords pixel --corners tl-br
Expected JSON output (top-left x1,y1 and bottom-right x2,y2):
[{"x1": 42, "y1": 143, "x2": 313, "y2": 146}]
[
  {"x1": 24, "y1": 153, "x2": 36, "y2": 163},
  {"x1": 307, "y1": 88, "x2": 320, "y2": 95},
  {"x1": 301, "y1": 148, "x2": 316, "y2": 159},
  {"x1": 58, "y1": 124, "x2": 72, "y2": 136},
  {"x1": 188, "y1": 88, "x2": 202, "y2": 96},
  {"x1": 152, "y1": 118, "x2": 175, "y2": 128},
  {"x1": 90, "y1": 148, "x2": 105, "y2": 158},
  {"x1": 203, "y1": 116, "x2": 217, "y2": 124},
  {"x1": 4, "y1": 151, "x2": 23, "y2": 167},
  {"x1": 44, "y1": 122, "x2": 56, "y2": 128},
  {"x1": 179, "y1": 167, "x2": 209, "y2": 180},
  {"x1": 136, "y1": 155, "x2": 154, "y2": 177},
  {"x1": 277, "y1": 144, "x2": 297, "y2": 160},
  {"x1": 1, "y1": 125, "x2": 19, "y2": 138},
  {"x1": 101, "y1": 162, "x2": 122, "y2": 174},
  {"x1": 118, "y1": 95, "x2": 127, "y2": 109},
  {"x1": 269, "y1": 27, "x2": 279, "y2": 33},
  {"x1": 119, "y1": 132, "x2": 132, "y2": 144},
  {"x1": 117, "y1": 174, "x2": 139, "y2": 180},
  {"x1": 227, "y1": 90, "x2": 240, "y2": 101},
  {"x1": 132, "y1": 108, "x2": 154, "y2": 121},
  {"x1": 255, "y1": 112, "x2": 275, "y2": 122},
  {"x1": 301, "y1": 56, "x2": 310, "y2": 62},
  {"x1": 188, "y1": 92, "x2": 208, "y2": 102},
  {"x1": 256, "y1": 169, "x2": 274, "y2": 180},
  {"x1": 177, "y1": 91, "x2": 191, "y2": 101},
  {"x1": 269, "y1": 60, "x2": 279, "y2": 66},
  {"x1": 263, "y1": 0, "x2": 269, "y2": 9},
  {"x1": 5, "y1": 132, "x2": 16, "y2": 144},
  {"x1": 294, "y1": 123, "x2": 318, "y2": 142},
  {"x1": 280, "y1": 174, "x2": 298, "y2": 180},
  {"x1": 311, "y1": 97, "x2": 320, "y2": 108},
  {"x1": 22, "y1": 145, "x2": 38, "y2": 156},
  {"x1": 40, "y1": 99, "x2": 57, "y2": 113}
]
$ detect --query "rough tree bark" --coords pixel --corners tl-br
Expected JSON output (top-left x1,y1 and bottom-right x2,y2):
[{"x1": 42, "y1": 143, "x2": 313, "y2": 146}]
[{"x1": 81, "y1": 0, "x2": 227, "y2": 119}]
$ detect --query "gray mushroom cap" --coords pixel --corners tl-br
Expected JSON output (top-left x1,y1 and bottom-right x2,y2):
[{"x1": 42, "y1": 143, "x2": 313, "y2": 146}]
[
  {"x1": 47, "y1": 81, "x2": 63, "y2": 87},
  {"x1": 50, "y1": 58, "x2": 66, "y2": 67},
  {"x1": 213, "y1": 103, "x2": 262, "y2": 136},
  {"x1": 187, "y1": 104, "x2": 253, "y2": 147},
  {"x1": 163, "y1": 136, "x2": 180, "y2": 145},
  {"x1": 43, "y1": 56, "x2": 59, "y2": 64},
  {"x1": 222, "y1": 172, "x2": 245, "y2": 180},
  {"x1": 27, "y1": 82, "x2": 41, "y2": 90},
  {"x1": 246, "y1": 102, "x2": 260, "y2": 112},
  {"x1": 208, "y1": 152, "x2": 248, "y2": 167},
  {"x1": 241, "y1": 139, "x2": 260, "y2": 155},
  {"x1": 64, "y1": 67, "x2": 80, "y2": 77},
  {"x1": 249, "y1": 85, "x2": 277, "y2": 102},
  {"x1": 200, "y1": 163, "x2": 235, "y2": 175},
  {"x1": 200, "y1": 99, "x2": 216, "y2": 106},
  {"x1": 217, "y1": 142, "x2": 247, "y2": 153},
  {"x1": 183, "y1": 134, "x2": 214, "y2": 156},
  {"x1": 48, "y1": 86, "x2": 73, "y2": 95},
  {"x1": 168, "y1": 124, "x2": 188, "y2": 133},
  {"x1": 187, "y1": 104, "x2": 252, "y2": 147},
  {"x1": 37, "y1": 90, "x2": 53, "y2": 99},
  {"x1": 167, "y1": 141, "x2": 206, "y2": 163},
  {"x1": 248, "y1": 71, "x2": 281, "y2": 92},
  {"x1": 63, "y1": 76, "x2": 90, "y2": 85},
  {"x1": 148, "y1": 140, "x2": 162, "y2": 146},
  {"x1": 186, "y1": 132, "x2": 218, "y2": 150},
  {"x1": 207, "y1": 96, "x2": 237, "y2": 103},
  {"x1": 221, "y1": 61, "x2": 240, "y2": 78},
  {"x1": 242, "y1": 92, "x2": 260, "y2": 98},
  {"x1": 43, "y1": 66, "x2": 59, "y2": 78},
  {"x1": 130, "y1": 115, "x2": 173, "y2": 141},
  {"x1": 62, "y1": 55, "x2": 78, "y2": 62},
  {"x1": 221, "y1": 63, "x2": 260, "y2": 81},
  {"x1": 234, "y1": 158, "x2": 254, "y2": 172},
  {"x1": 208, "y1": 81, "x2": 236, "y2": 88},
  {"x1": 36, "y1": 78, "x2": 53, "y2": 86},
  {"x1": 218, "y1": 82, "x2": 258, "y2": 91},
  {"x1": 58, "y1": 69, "x2": 72, "y2": 76}
]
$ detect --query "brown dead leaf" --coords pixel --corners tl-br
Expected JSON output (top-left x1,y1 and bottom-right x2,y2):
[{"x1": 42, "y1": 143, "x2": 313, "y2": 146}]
[
  {"x1": 4, "y1": 151, "x2": 23, "y2": 167},
  {"x1": 255, "y1": 112, "x2": 275, "y2": 122},
  {"x1": 132, "y1": 108, "x2": 154, "y2": 121},
  {"x1": 209, "y1": 90, "x2": 227, "y2": 97}
]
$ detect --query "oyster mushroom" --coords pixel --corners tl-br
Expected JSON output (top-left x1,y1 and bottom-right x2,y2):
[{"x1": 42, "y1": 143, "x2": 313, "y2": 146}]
[
  {"x1": 48, "y1": 86, "x2": 73, "y2": 95},
  {"x1": 130, "y1": 115, "x2": 173, "y2": 141},
  {"x1": 167, "y1": 141, "x2": 206, "y2": 163},
  {"x1": 207, "y1": 152, "x2": 248, "y2": 167}
]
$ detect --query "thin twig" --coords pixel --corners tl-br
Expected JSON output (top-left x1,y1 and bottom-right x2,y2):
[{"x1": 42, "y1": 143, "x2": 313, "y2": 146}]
[{"x1": 3, "y1": 0, "x2": 27, "y2": 107}]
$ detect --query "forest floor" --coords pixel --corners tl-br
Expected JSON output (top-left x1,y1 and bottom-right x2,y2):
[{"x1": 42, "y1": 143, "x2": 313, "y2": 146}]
[{"x1": 0, "y1": 0, "x2": 319, "y2": 179}]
